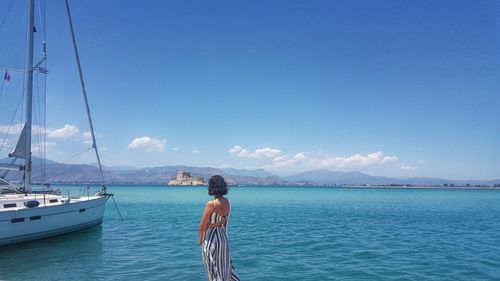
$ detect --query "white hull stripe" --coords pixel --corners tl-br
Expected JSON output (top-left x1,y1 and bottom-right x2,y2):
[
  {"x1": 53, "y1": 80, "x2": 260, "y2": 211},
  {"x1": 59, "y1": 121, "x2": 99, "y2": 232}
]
[
  {"x1": 0, "y1": 217, "x2": 103, "y2": 246},
  {"x1": 0, "y1": 204, "x2": 104, "y2": 223}
]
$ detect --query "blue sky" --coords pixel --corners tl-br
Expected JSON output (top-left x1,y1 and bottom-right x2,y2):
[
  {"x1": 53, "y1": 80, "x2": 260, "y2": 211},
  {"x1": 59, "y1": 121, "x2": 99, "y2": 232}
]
[{"x1": 0, "y1": 0, "x2": 499, "y2": 179}]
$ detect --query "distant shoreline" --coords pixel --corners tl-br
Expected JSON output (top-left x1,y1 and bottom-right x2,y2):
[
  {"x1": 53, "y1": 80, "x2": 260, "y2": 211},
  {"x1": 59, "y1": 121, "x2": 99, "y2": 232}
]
[
  {"x1": 15, "y1": 160, "x2": 499, "y2": 188},
  {"x1": 42, "y1": 183, "x2": 500, "y2": 190}
]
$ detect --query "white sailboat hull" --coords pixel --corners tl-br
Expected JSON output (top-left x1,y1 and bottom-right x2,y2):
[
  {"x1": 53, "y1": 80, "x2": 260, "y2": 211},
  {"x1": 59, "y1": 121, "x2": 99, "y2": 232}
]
[{"x1": 0, "y1": 195, "x2": 107, "y2": 246}]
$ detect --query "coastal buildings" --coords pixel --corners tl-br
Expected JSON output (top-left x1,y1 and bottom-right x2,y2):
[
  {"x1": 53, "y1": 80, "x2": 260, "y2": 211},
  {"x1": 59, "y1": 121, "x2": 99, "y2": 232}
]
[{"x1": 167, "y1": 171, "x2": 206, "y2": 186}]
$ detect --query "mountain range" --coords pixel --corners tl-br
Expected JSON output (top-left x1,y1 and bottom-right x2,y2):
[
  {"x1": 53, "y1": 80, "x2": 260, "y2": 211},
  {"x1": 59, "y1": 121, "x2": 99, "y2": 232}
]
[{"x1": 1, "y1": 158, "x2": 498, "y2": 186}]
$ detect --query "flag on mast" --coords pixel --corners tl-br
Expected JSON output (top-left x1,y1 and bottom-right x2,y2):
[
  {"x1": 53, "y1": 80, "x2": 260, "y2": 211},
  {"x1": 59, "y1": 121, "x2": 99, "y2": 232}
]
[
  {"x1": 3, "y1": 70, "x2": 11, "y2": 82},
  {"x1": 36, "y1": 66, "x2": 49, "y2": 74}
]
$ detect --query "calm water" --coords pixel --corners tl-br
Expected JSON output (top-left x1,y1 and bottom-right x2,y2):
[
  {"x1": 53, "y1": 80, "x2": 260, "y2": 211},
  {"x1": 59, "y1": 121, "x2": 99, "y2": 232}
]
[{"x1": 1, "y1": 185, "x2": 499, "y2": 281}]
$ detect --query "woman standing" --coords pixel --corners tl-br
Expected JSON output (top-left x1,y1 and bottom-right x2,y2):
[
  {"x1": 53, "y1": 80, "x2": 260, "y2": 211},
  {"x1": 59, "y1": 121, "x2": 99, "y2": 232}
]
[{"x1": 199, "y1": 175, "x2": 240, "y2": 281}]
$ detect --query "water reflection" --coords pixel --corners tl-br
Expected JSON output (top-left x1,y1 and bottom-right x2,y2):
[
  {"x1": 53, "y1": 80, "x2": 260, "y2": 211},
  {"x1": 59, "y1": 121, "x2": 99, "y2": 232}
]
[{"x1": 0, "y1": 226, "x2": 103, "y2": 279}]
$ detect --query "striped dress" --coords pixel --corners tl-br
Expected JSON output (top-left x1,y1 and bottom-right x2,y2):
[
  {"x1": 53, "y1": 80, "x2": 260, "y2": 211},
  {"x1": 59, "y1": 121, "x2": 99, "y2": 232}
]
[{"x1": 202, "y1": 202, "x2": 240, "y2": 281}]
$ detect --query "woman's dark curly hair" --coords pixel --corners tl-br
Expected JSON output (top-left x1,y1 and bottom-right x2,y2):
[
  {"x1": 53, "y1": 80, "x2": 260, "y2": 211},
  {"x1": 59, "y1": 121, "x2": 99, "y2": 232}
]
[{"x1": 208, "y1": 175, "x2": 228, "y2": 196}]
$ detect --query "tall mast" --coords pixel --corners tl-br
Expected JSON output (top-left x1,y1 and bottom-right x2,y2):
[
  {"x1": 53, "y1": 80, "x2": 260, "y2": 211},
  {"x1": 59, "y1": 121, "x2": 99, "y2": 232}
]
[
  {"x1": 23, "y1": 0, "x2": 35, "y2": 192},
  {"x1": 65, "y1": 0, "x2": 105, "y2": 187}
]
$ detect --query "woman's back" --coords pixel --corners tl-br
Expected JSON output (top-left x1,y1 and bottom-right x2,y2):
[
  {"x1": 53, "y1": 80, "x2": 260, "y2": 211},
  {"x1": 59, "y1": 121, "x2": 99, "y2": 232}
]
[
  {"x1": 213, "y1": 197, "x2": 230, "y2": 216},
  {"x1": 208, "y1": 198, "x2": 230, "y2": 226}
]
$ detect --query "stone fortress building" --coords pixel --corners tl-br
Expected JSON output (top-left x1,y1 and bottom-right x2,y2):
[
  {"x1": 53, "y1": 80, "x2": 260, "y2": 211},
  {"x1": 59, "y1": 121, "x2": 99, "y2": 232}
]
[{"x1": 167, "y1": 171, "x2": 206, "y2": 186}]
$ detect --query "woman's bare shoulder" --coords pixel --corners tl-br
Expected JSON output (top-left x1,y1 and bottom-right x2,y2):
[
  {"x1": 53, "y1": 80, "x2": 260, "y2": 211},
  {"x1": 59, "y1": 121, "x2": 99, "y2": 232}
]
[{"x1": 205, "y1": 200, "x2": 215, "y2": 209}]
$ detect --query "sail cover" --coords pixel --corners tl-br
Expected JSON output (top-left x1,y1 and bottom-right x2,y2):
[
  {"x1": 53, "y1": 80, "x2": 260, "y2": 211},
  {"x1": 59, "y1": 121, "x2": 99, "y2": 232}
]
[{"x1": 9, "y1": 123, "x2": 28, "y2": 159}]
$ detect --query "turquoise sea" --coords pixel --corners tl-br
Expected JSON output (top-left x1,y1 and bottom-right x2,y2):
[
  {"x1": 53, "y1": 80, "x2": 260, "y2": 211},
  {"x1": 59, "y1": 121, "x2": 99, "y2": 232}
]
[{"x1": 1, "y1": 185, "x2": 499, "y2": 280}]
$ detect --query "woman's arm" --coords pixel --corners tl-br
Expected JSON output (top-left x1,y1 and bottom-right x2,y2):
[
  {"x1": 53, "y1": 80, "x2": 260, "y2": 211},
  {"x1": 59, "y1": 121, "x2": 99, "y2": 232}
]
[
  {"x1": 198, "y1": 201, "x2": 213, "y2": 245},
  {"x1": 224, "y1": 199, "x2": 231, "y2": 232}
]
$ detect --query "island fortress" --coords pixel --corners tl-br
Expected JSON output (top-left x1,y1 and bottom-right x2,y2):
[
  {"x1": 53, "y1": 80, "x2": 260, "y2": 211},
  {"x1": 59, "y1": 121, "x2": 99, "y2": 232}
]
[{"x1": 167, "y1": 171, "x2": 206, "y2": 186}]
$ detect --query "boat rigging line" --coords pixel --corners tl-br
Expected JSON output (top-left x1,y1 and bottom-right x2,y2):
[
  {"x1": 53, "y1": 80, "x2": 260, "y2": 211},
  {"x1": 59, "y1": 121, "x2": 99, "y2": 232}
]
[
  {"x1": 64, "y1": 0, "x2": 123, "y2": 221},
  {"x1": 0, "y1": 0, "x2": 15, "y2": 33},
  {"x1": 0, "y1": 90, "x2": 25, "y2": 154},
  {"x1": 64, "y1": 0, "x2": 105, "y2": 188},
  {"x1": 111, "y1": 195, "x2": 124, "y2": 221}
]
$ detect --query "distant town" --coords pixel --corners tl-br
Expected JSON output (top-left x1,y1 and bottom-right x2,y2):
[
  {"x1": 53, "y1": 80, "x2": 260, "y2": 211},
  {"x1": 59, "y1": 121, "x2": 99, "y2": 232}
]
[{"x1": 313, "y1": 183, "x2": 500, "y2": 189}]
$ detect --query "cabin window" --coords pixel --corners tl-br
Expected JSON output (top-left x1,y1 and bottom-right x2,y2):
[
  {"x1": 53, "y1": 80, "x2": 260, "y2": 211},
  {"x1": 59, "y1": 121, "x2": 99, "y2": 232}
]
[
  {"x1": 3, "y1": 203, "x2": 16, "y2": 208},
  {"x1": 30, "y1": 216, "x2": 41, "y2": 221},
  {"x1": 11, "y1": 218, "x2": 24, "y2": 223},
  {"x1": 79, "y1": 208, "x2": 86, "y2": 213},
  {"x1": 49, "y1": 199, "x2": 58, "y2": 203}
]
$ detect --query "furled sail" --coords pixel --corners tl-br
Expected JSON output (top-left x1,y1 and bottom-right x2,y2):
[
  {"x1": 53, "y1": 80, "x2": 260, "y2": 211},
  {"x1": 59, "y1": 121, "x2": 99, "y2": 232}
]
[{"x1": 8, "y1": 123, "x2": 28, "y2": 159}]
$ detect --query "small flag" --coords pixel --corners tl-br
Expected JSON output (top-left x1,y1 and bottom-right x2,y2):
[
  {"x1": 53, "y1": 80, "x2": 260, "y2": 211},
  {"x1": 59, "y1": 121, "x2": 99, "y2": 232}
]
[
  {"x1": 3, "y1": 70, "x2": 11, "y2": 82},
  {"x1": 36, "y1": 67, "x2": 49, "y2": 74}
]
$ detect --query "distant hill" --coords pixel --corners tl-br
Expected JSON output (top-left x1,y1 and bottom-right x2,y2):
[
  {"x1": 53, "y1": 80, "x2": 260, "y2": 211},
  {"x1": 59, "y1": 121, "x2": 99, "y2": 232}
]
[
  {"x1": 104, "y1": 166, "x2": 287, "y2": 185},
  {"x1": 101, "y1": 164, "x2": 138, "y2": 171},
  {"x1": 2, "y1": 160, "x2": 285, "y2": 185},
  {"x1": 285, "y1": 169, "x2": 393, "y2": 185},
  {"x1": 222, "y1": 168, "x2": 275, "y2": 178},
  {"x1": 1, "y1": 158, "x2": 498, "y2": 186},
  {"x1": 285, "y1": 169, "x2": 500, "y2": 186},
  {"x1": 1, "y1": 156, "x2": 58, "y2": 165}
]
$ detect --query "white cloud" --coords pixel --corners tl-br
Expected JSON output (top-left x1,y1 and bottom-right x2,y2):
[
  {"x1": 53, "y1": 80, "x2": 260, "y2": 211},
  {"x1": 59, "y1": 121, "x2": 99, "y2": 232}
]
[
  {"x1": 293, "y1": 153, "x2": 307, "y2": 161},
  {"x1": 228, "y1": 145, "x2": 242, "y2": 154},
  {"x1": 192, "y1": 150, "x2": 200, "y2": 154},
  {"x1": 273, "y1": 156, "x2": 285, "y2": 162},
  {"x1": 172, "y1": 147, "x2": 179, "y2": 151},
  {"x1": 0, "y1": 123, "x2": 24, "y2": 134},
  {"x1": 237, "y1": 149, "x2": 250, "y2": 157},
  {"x1": 255, "y1": 147, "x2": 281, "y2": 158},
  {"x1": 82, "y1": 131, "x2": 93, "y2": 144},
  {"x1": 400, "y1": 165, "x2": 418, "y2": 171},
  {"x1": 267, "y1": 152, "x2": 308, "y2": 169},
  {"x1": 308, "y1": 151, "x2": 398, "y2": 169},
  {"x1": 0, "y1": 123, "x2": 50, "y2": 135},
  {"x1": 128, "y1": 136, "x2": 166, "y2": 152},
  {"x1": 229, "y1": 146, "x2": 405, "y2": 172},
  {"x1": 381, "y1": 155, "x2": 399, "y2": 164},
  {"x1": 229, "y1": 145, "x2": 282, "y2": 158},
  {"x1": 31, "y1": 141, "x2": 56, "y2": 154},
  {"x1": 399, "y1": 160, "x2": 425, "y2": 171},
  {"x1": 47, "y1": 124, "x2": 80, "y2": 139},
  {"x1": 0, "y1": 124, "x2": 101, "y2": 146},
  {"x1": 270, "y1": 158, "x2": 299, "y2": 169}
]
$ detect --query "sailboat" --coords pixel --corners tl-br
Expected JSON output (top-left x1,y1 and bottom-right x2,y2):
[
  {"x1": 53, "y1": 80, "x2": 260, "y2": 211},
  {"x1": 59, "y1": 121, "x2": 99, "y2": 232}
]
[{"x1": 0, "y1": 0, "x2": 112, "y2": 246}]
